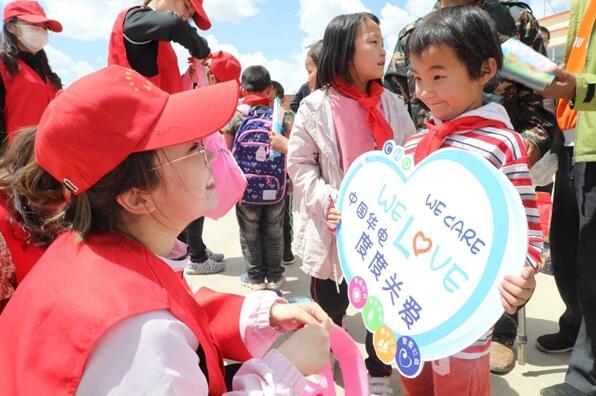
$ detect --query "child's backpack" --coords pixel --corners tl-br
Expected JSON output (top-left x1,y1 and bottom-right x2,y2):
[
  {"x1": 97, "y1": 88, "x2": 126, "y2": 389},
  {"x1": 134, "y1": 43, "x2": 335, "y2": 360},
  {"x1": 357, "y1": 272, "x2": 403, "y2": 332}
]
[{"x1": 232, "y1": 106, "x2": 286, "y2": 206}]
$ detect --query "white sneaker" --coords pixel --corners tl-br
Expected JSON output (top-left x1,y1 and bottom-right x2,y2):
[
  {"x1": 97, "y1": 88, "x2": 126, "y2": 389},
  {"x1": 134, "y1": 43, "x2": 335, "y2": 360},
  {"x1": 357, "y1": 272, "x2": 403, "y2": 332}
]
[
  {"x1": 267, "y1": 274, "x2": 286, "y2": 290},
  {"x1": 368, "y1": 375, "x2": 393, "y2": 396},
  {"x1": 185, "y1": 257, "x2": 225, "y2": 275}
]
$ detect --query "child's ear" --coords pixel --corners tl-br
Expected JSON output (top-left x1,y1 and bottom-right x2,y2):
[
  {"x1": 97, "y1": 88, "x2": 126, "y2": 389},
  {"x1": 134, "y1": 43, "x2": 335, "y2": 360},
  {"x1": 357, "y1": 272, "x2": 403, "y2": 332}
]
[
  {"x1": 116, "y1": 188, "x2": 155, "y2": 215},
  {"x1": 479, "y1": 58, "x2": 498, "y2": 84},
  {"x1": 265, "y1": 85, "x2": 273, "y2": 97}
]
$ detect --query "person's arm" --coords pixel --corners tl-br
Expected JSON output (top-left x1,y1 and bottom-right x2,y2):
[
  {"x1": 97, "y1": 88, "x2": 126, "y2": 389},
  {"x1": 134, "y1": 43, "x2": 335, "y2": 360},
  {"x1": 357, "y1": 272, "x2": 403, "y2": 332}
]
[
  {"x1": 383, "y1": 22, "x2": 417, "y2": 113},
  {"x1": 76, "y1": 310, "x2": 307, "y2": 396},
  {"x1": 510, "y1": 4, "x2": 556, "y2": 160},
  {"x1": 502, "y1": 137, "x2": 544, "y2": 272},
  {"x1": 222, "y1": 111, "x2": 243, "y2": 151},
  {"x1": 287, "y1": 100, "x2": 338, "y2": 222},
  {"x1": 123, "y1": 7, "x2": 210, "y2": 59}
]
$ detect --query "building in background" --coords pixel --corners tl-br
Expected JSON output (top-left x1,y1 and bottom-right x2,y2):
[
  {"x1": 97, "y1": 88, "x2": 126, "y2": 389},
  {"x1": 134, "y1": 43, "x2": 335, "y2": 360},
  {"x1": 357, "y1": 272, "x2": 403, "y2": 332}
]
[{"x1": 538, "y1": 10, "x2": 570, "y2": 65}]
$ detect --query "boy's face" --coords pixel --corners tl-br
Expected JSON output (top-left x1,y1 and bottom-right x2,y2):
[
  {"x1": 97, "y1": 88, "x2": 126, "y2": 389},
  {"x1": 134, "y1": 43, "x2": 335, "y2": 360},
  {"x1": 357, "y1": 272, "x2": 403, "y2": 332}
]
[{"x1": 411, "y1": 44, "x2": 493, "y2": 122}]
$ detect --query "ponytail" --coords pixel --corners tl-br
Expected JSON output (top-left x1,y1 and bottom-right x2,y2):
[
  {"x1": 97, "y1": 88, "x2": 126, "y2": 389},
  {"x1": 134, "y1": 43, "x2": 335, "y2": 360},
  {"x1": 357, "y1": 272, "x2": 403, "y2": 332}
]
[{"x1": 0, "y1": 127, "x2": 67, "y2": 246}]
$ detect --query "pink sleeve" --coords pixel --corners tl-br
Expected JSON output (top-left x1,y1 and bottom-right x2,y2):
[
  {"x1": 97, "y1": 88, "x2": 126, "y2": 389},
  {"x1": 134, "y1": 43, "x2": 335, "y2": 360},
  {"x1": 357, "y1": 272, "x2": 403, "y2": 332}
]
[
  {"x1": 239, "y1": 291, "x2": 286, "y2": 357},
  {"x1": 181, "y1": 67, "x2": 193, "y2": 91},
  {"x1": 226, "y1": 349, "x2": 307, "y2": 395}
]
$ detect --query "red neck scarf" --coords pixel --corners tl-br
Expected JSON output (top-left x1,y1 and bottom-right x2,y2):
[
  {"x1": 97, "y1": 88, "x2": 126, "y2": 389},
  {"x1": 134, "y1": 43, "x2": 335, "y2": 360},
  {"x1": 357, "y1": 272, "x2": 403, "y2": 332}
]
[
  {"x1": 242, "y1": 93, "x2": 271, "y2": 107},
  {"x1": 332, "y1": 78, "x2": 393, "y2": 149},
  {"x1": 413, "y1": 116, "x2": 508, "y2": 164}
]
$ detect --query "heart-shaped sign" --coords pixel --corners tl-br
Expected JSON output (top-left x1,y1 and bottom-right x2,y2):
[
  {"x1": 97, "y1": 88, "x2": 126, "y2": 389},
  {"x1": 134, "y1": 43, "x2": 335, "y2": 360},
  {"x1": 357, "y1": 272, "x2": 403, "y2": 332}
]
[{"x1": 336, "y1": 142, "x2": 528, "y2": 377}]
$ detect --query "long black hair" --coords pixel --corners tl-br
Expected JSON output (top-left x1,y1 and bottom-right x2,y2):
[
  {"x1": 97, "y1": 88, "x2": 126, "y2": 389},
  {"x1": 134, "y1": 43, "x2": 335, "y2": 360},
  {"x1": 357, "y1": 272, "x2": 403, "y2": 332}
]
[
  {"x1": 316, "y1": 12, "x2": 380, "y2": 89},
  {"x1": 0, "y1": 17, "x2": 62, "y2": 89}
]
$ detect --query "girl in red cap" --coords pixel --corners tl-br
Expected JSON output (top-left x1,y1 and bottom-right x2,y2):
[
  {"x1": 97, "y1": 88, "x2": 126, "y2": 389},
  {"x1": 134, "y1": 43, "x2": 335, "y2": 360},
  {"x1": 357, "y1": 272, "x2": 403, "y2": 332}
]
[
  {"x1": 0, "y1": 65, "x2": 332, "y2": 395},
  {"x1": 109, "y1": 0, "x2": 211, "y2": 94},
  {"x1": 0, "y1": 0, "x2": 62, "y2": 143}
]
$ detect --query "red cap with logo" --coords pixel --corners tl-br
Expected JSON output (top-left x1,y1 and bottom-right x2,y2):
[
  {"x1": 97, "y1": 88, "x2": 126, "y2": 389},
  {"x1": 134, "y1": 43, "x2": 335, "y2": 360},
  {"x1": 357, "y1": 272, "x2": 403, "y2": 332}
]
[
  {"x1": 189, "y1": 0, "x2": 211, "y2": 30},
  {"x1": 35, "y1": 65, "x2": 238, "y2": 195},
  {"x1": 3, "y1": 1, "x2": 62, "y2": 32},
  {"x1": 208, "y1": 51, "x2": 241, "y2": 83}
]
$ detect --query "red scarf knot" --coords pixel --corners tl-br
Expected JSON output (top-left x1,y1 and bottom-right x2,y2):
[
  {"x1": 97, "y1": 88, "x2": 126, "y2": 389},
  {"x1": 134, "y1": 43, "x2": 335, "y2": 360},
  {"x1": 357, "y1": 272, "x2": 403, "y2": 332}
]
[
  {"x1": 332, "y1": 77, "x2": 394, "y2": 149},
  {"x1": 413, "y1": 116, "x2": 508, "y2": 164}
]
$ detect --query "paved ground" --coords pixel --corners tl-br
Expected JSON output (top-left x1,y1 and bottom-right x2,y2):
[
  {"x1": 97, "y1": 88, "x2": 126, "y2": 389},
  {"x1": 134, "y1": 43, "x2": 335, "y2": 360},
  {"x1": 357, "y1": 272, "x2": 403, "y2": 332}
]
[{"x1": 185, "y1": 213, "x2": 570, "y2": 395}]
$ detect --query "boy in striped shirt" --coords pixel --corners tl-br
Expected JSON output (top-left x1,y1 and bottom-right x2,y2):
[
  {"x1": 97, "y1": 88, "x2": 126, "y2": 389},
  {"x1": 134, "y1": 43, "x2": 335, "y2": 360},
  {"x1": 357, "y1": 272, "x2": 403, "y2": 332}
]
[{"x1": 398, "y1": 5, "x2": 542, "y2": 395}]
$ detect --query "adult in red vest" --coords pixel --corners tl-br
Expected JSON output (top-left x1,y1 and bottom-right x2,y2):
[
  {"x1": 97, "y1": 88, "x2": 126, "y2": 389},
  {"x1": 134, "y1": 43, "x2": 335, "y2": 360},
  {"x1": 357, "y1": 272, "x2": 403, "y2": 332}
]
[
  {"x1": 0, "y1": 1, "x2": 62, "y2": 144},
  {"x1": 108, "y1": 0, "x2": 211, "y2": 94},
  {"x1": 0, "y1": 65, "x2": 331, "y2": 395},
  {"x1": 0, "y1": 127, "x2": 49, "y2": 313}
]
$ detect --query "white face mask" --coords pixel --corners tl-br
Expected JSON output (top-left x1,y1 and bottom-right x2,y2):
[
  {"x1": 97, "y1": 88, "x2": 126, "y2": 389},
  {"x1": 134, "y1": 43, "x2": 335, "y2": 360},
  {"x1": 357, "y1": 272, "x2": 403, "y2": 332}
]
[{"x1": 17, "y1": 24, "x2": 49, "y2": 54}]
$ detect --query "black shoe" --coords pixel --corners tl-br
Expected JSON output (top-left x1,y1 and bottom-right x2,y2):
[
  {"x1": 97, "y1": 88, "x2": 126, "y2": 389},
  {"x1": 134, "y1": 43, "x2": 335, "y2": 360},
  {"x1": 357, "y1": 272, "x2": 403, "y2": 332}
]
[
  {"x1": 282, "y1": 251, "x2": 295, "y2": 265},
  {"x1": 536, "y1": 333, "x2": 575, "y2": 353},
  {"x1": 540, "y1": 383, "x2": 586, "y2": 396}
]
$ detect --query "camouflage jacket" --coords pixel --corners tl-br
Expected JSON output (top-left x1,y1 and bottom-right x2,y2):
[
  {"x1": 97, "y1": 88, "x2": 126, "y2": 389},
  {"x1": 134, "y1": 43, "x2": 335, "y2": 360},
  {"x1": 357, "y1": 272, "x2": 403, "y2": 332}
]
[{"x1": 384, "y1": 0, "x2": 556, "y2": 156}]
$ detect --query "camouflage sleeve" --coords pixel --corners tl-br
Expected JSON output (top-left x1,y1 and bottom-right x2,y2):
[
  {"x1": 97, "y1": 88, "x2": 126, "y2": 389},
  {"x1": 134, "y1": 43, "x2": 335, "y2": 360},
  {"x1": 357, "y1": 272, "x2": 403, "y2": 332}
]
[
  {"x1": 509, "y1": 4, "x2": 556, "y2": 155},
  {"x1": 384, "y1": 32, "x2": 411, "y2": 109},
  {"x1": 384, "y1": 20, "x2": 428, "y2": 130},
  {"x1": 221, "y1": 110, "x2": 244, "y2": 138},
  {"x1": 282, "y1": 110, "x2": 295, "y2": 135}
]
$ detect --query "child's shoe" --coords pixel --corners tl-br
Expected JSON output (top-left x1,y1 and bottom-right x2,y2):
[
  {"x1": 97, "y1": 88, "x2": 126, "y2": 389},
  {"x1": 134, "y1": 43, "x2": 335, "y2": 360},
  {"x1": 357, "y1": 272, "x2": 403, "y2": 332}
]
[
  {"x1": 368, "y1": 375, "x2": 393, "y2": 396},
  {"x1": 267, "y1": 274, "x2": 286, "y2": 291},
  {"x1": 185, "y1": 257, "x2": 225, "y2": 275},
  {"x1": 282, "y1": 250, "x2": 295, "y2": 265},
  {"x1": 489, "y1": 341, "x2": 516, "y2": 375},
  {"x1": 206, "y1": 248, "x2": 225, "y2": 262},
  {"x1": 240, "y1": 273, "x2": 267, "y2": 291}
]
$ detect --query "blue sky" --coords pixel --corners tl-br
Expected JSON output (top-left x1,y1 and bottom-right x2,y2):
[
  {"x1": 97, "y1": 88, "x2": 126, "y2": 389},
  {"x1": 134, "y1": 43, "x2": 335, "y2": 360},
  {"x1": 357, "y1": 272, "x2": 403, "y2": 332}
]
[{"x1": 2, "y1": 0, "x2": 570, "y2": 92}]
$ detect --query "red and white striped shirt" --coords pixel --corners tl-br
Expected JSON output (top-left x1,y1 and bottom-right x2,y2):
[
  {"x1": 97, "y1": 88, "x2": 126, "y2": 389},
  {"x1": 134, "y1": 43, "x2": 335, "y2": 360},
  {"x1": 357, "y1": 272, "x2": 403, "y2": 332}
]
[{"x1": 404, "y1": 102, "x2": 543, "y2": 359}]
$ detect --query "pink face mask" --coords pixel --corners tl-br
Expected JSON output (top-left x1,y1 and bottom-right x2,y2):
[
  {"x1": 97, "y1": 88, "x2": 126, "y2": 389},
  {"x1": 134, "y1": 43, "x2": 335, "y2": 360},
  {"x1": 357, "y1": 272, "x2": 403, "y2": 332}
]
[
  {"x1": 302, "y1": 325, "x2": 369, "y2": 396},
  {"x1": 202, "y1": 133, "x2": 247, "y2": 220}
]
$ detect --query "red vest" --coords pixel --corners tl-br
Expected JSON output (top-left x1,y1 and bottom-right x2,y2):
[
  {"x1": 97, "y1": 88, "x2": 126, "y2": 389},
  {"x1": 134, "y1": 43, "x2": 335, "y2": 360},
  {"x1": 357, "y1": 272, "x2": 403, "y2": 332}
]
[
  {"x1": 0, "y1": 59, "x2": 57, "y2": 141},
  {"x1": 0, "y1": 197, "x2": 44, "y2": 284},
  {"x1": 108, "y1": 6, "x2": 184, "y2": 94},
  {"x1": 0, "y1": 232, "x2": 251, "y2": 395}
]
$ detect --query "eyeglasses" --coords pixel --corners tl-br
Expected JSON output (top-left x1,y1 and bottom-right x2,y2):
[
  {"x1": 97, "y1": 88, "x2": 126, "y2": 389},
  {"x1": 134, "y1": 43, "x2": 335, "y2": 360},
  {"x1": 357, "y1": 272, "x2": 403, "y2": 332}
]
[{"x1": 150, "y1": 140, "x2": 208, "y2": 171}]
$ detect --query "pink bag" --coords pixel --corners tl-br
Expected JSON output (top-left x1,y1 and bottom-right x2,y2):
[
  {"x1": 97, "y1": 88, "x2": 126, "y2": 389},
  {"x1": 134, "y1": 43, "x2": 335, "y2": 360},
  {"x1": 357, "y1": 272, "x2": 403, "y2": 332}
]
[
  {"x1": 302, "y1": 325, "x2": 368, "y2": 396},
  {"x1": 203, "y1": 132, "x2": 247, "y2": 220}
]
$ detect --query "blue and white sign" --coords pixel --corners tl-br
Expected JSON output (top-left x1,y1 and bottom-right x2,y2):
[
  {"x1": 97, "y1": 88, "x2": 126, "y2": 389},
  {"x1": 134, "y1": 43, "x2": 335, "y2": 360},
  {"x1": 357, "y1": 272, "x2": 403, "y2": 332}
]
[{"x1": 336, "y1": 142, "x2": 528, "y2": 376}]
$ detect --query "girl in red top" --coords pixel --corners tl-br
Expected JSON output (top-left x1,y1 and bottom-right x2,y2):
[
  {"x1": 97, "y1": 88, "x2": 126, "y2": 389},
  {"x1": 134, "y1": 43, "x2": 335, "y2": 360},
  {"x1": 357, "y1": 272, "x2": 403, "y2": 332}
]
[{"x1": 0, "y1": 1, "x2": 62, "y2": 143}]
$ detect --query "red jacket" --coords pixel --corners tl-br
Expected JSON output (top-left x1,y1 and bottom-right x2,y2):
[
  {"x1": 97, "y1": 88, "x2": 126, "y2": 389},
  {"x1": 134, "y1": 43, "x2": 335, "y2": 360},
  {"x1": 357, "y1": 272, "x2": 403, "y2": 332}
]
[
  {"x1": 0, "y1": 59, "x2": 58, "y2": 140},
  {"x1": 0, "y1": 232, "x2": 251, "y2": 395},
  {"x1": 108, "y1": 6, "x2": 184, "y2": 94},
  {"x1": 0, "y1": 197, "x2": 44, "y2": 285}
]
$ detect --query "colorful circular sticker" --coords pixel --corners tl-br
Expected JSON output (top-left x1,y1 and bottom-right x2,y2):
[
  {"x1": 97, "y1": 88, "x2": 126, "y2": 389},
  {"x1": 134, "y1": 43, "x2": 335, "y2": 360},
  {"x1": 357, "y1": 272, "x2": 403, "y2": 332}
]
[
  {"x1": 336, "y1": 142, "x2": 528, "y2": 377},
  {"x1": 362, "y1": 296, "x2": 384, "y2": 332},
  {"x1": 348, "y1": 276, "x2": 368, "y2": 309},
  {"x1": 373, "y1": 326, "x2": 397, "y2": 364},
  {"x1": 397, "y1": 336, "x2": 423, "y2": 378}
]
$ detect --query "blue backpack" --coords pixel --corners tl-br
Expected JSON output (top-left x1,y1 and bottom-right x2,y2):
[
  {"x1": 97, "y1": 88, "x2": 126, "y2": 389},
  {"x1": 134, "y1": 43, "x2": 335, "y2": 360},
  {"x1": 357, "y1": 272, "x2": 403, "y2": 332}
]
[{"x1": 232, "y1": 106, "x2": 286, "y2": 206}]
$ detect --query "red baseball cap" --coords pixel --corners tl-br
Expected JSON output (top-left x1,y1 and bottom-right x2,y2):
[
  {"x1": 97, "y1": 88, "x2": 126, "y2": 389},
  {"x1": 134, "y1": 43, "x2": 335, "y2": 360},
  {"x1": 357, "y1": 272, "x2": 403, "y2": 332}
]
[
  {"x1": 3, "y1": 1, "x2": 62, "y2": 32},
  {"x1": 189, "y1": 0, "x2": 211, "y2": 30},
  {"x1": 35, "y1": 65, "x2": 238, "y2": 195},
  {"x1": 208, "y1": 51, "x2": 241, "y2": 83}
]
